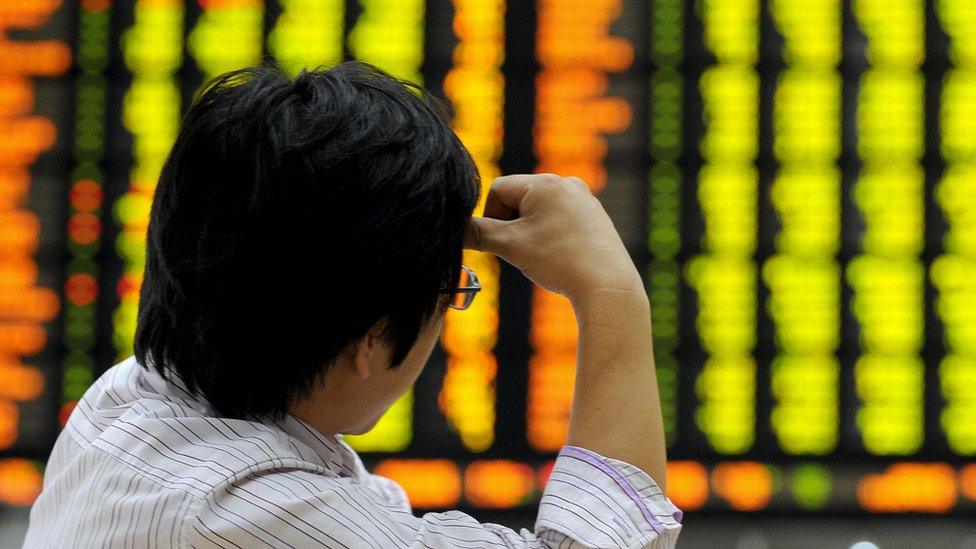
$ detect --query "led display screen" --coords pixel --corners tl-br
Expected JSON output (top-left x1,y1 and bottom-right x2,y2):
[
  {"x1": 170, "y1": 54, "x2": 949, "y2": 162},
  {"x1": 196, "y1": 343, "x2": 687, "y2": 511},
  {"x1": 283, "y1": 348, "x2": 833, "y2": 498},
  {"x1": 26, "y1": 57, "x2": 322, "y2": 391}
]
[{"x1": 1, "y1": 0, "x2": 974, "y2": 516}]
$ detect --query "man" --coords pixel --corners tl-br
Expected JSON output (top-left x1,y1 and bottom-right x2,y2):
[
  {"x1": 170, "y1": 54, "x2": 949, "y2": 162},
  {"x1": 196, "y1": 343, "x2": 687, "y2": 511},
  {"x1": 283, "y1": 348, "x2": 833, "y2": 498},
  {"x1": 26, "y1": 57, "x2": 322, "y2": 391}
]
[{"x1": 25, "y1": 62, "x2": 681, "y2": 548}]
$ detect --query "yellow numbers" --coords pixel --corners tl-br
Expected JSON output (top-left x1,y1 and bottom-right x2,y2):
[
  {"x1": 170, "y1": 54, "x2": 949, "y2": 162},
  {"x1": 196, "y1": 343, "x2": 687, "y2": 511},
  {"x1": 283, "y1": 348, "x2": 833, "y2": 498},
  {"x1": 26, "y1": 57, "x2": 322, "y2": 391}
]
[
  {"x1": 935, "y1": 0, "x2": 976, "y2": 455},
  {"x1": 691, "y1": 0, "x2": 758, "y2": 454}
]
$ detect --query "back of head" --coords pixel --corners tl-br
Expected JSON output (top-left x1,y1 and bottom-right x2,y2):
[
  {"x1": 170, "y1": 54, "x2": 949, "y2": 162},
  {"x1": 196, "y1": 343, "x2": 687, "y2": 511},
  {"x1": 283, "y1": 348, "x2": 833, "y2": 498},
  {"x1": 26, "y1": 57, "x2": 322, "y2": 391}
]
[{"x1": 135, "y1": 61, "x2": 480, "y2": 419}]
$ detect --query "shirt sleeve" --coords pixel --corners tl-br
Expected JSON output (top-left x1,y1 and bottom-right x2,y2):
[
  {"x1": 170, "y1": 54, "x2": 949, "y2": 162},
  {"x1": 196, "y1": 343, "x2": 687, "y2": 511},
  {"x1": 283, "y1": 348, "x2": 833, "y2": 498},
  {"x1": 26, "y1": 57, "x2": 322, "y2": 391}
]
[
  {"x1": 184, "y1": 445, "x2": 682, "y2": 549},
  {"x1": 537, "y1": 445, "x2": 682, "y2": 548}
]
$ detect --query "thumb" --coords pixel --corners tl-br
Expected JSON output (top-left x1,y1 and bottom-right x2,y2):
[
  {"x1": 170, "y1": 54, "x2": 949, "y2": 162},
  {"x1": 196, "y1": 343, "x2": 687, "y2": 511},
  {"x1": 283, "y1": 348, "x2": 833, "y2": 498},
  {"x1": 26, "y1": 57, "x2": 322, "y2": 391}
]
[{"x1": 464, "y1": 216, "x2": 515, "y2": 256}]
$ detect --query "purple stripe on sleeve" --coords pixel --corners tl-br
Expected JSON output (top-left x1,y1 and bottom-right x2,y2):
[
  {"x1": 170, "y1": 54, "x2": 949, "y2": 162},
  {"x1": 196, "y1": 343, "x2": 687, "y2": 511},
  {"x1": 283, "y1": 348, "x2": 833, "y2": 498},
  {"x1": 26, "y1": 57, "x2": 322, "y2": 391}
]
[
  {"x1": 669, "y1": 501, "x2": 683, "y2": 522},
  {"x1": 558, "y1": 445, "x2": 668, "y2": 534}
]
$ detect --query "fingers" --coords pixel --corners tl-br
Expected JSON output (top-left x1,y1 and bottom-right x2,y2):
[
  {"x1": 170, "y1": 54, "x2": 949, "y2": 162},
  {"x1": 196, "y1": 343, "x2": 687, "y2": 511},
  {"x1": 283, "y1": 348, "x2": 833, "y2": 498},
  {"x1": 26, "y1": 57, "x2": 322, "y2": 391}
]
[
  {"x1": 564, "y1": 175, "x2": 592, "y2": 194},
  {"x1": 482, "y1": 186, "x2": 517, "y2": 221},
  {"x1": 464, "y1": 216, "x2": 514, "y2": 257},
  {"x1": 463, "y1": 217, "x2": 484, "y2": 251},
  {"x1": 480, "y1": 174, "x2": 543, "y2": 220},
  {"x1": 467, "y1": 173, "x2": 580, "y2": 257}
]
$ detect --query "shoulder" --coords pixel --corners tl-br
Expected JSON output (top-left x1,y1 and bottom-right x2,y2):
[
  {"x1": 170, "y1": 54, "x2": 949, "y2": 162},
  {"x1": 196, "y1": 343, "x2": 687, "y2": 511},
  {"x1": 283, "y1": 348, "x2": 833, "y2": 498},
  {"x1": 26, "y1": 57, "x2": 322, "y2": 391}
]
[
  {"x1": 187, "y1": 463, "x2": 419, "y2": 549},
  {"x1": 95, "y1": 412, "x2": 328, "y2": 494},
  {"x1": 62, "y1": 357, "x2": 333, "y2": 495}
]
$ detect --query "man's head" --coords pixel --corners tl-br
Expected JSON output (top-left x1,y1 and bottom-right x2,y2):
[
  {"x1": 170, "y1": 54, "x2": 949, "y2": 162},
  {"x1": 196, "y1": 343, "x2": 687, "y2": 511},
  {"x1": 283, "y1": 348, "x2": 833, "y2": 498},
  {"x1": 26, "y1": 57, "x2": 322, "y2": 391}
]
[{"x1": 135, "y1": 61, "x2": 480, "y2": 426}]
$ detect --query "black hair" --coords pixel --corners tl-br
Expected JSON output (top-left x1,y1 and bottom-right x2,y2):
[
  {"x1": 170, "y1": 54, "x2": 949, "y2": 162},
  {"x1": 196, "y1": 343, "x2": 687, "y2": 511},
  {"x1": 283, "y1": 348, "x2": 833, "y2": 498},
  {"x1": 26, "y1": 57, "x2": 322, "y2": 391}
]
[{"x1": 135, "y1": 61, "x2": 480, "y2": 419}]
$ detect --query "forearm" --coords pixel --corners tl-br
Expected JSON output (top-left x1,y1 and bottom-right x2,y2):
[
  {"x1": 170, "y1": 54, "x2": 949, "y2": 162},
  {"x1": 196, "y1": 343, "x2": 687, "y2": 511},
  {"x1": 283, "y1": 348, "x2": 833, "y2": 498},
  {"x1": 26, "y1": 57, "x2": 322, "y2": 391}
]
[
  {"x1": 566, "y1": 282, "x2": 668, "y2": 490},
  {"x1": 463, "y1": 173, "x2": 669, "y2": 488}
]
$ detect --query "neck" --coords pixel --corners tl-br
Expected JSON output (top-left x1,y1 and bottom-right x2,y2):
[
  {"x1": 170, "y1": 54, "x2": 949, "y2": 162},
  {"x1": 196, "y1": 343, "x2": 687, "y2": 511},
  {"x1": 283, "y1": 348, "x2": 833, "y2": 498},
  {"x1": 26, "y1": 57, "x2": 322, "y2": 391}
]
[{"x1": 287, "y1": 391, "x2": 344, "y2": 438}]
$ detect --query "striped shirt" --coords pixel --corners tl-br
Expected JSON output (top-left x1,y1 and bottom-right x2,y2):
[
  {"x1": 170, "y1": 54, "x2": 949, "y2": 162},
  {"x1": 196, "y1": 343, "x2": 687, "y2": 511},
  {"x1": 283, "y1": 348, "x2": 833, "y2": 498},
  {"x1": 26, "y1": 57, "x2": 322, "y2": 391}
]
[{"x1": 24, "y1": 356, "x2": 682, "y2": 548}]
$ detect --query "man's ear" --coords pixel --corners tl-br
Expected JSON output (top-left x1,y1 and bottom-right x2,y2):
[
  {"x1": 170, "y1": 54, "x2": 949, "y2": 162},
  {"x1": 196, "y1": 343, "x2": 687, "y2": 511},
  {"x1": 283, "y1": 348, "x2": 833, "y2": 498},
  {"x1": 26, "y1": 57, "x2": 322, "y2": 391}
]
[
  {"x1": 353, "y1": 320, "x2": 386, "y2": 380},
  {"x1": 353, "y1": 336, "x2": 372, "y2": 380}
]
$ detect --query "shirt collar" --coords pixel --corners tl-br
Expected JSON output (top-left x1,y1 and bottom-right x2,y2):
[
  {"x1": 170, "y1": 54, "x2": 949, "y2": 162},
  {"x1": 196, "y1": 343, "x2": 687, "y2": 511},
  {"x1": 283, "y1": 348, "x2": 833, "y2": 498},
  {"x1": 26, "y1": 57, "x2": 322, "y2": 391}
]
[{"x1": 265, "y1": 413, "x2": 362, "y2": 478}]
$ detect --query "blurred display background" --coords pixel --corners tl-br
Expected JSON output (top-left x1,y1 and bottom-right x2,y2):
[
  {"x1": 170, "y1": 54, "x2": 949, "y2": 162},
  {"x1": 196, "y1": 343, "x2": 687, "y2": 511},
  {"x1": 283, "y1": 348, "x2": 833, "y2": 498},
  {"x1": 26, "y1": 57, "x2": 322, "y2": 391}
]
[{"x1": 0, "y1": 0, "x2": 975, "y2": 547}]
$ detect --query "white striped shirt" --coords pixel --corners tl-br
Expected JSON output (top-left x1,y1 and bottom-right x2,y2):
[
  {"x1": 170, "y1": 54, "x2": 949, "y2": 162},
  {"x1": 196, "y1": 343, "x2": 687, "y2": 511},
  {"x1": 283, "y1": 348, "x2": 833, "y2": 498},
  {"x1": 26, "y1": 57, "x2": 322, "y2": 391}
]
[{"x1": 24, "y1": 356, "x2": 682, "y2": 548}]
